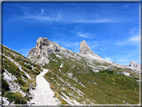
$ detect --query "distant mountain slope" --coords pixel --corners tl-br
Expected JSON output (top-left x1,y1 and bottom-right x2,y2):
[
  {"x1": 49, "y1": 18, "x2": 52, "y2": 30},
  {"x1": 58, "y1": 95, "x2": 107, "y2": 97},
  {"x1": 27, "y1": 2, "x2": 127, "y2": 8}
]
[
  {"x1": 28, "y1": 37, "x2": 140, "y2": 104},
  {"x1": 1, "y1": 44, "x2": 41, "y2": 105}
]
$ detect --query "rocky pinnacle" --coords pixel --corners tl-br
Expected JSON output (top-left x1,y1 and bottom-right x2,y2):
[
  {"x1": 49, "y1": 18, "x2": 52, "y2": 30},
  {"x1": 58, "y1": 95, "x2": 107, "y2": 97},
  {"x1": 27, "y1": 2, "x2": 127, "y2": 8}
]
[{"x1": 79, "y1": 40, "x2": 94, "y2": 55}]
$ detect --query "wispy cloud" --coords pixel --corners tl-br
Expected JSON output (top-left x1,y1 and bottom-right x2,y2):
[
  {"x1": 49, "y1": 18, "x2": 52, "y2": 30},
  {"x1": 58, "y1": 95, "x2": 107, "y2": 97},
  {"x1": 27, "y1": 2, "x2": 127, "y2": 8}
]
[
  {"x1": 76, "y1": 32, "x2": 95, "y2": 38},
  {"x1": 115, "y1": 35, "x2": 139, "y2": 45},
  {"x1": 11, "y1": 8, "x2": 122, "y2": 24},
  {"x1": 53, "y1": 40, "x2": 79, "y2": 48},
  {"x1": 14, "y1": 14, "x2": 120, "y2": 24},
  {"x1": 74, "y1": 19, "x2": 119, "y2": 23},
  {"x1": 16, "y1": 48, "x2": 31, "y2": 57},
  {"x1": 92, "y1": 41, "x2": 100, "y2": 48},
  {"x1": 53, "y1": 40, "x2": 80, "y2": 53},
  {"x1": 104, "y1": 56, "x2": 113, "y2": 62},
  {"x1": 100, "y1": 47, "x2": 107, "y2": 51},
  {"x1": 129, "y1": 36, "x2": 139, "y2": 43},
  {"x1": 117, "y1": 58, "x2": 127, "y2": 62}
]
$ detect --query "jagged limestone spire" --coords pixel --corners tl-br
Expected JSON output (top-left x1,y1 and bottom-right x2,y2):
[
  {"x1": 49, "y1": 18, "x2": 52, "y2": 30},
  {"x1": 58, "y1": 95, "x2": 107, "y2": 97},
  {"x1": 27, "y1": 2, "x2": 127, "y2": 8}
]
[{"x1": 79, "y1": 40, "x2": 94, "y2": 55}]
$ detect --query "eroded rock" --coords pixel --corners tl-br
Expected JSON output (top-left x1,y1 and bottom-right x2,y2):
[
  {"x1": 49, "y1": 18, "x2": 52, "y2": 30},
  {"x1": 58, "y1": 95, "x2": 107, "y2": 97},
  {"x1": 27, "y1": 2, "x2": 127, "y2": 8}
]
[{"x1": 129, "y1": 61, "x2": 140, "y2": 69}]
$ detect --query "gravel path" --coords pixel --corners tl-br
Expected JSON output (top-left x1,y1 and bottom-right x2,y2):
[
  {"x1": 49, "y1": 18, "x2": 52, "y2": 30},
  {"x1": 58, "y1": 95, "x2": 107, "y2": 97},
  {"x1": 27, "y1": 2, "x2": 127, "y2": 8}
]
[{"x1": 29, "y1": 69, "x2": 60, "y2": 105}]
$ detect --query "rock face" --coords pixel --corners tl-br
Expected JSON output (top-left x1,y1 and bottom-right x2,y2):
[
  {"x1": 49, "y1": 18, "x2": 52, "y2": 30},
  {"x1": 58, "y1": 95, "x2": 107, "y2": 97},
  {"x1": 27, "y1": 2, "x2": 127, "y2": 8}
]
[
  {"x1": 28, "y1": 37, "x2": 74, "y2": 65},
  {"x1": 28, "y1": 37, "x2": 140, "y2": 77},
  {"x1": 79, "y1": 40, "x2": 94, "y2": 55},
  {"x1": 29, "y1": 37, "x2": 57, "y2": 57},
  {"x1": 79, "y1": 40, "x2": 101, "y2": 58},
  {"x1": 29, "y1": 37, "x2": 59, "y2": 58},
  {"x1": 129, "y1": 61, "x2": 140, "y2": 69}
]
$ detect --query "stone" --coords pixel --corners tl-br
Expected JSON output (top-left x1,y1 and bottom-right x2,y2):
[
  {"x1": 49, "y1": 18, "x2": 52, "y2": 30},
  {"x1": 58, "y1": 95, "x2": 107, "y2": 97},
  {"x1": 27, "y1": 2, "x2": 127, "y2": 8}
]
[
  {"x1": 28, "y1": 47, "x2": 37, "y2": 58},
  {"x1": 28, "y1": 37, "x2": 74, "y2": 65},
  {"x1": 36, "y1": 37, "x2": 50, "y2": 55},
  {"x1": 79, "y1": 40, "x2": 94, "y2": 55},
  {"x1": 129, "y1": 61, "x2": 140, "y2": 69},
  {"x1": 79, "y1": 40, "x2": 101, "y2": 58}
]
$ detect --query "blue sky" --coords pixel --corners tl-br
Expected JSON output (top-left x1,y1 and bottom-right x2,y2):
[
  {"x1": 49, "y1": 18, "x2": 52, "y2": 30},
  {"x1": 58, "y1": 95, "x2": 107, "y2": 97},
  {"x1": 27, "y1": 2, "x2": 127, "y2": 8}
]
[{"x1": 3, "y1": 3, "x2": 140, "y2": 65}]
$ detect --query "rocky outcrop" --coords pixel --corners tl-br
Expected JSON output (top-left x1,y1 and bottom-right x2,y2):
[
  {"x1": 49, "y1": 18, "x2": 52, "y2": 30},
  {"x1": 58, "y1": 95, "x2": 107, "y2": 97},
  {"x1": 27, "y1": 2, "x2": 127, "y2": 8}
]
[
  {"x1": 79, "y1": 40, "x2": 101, "y2": 58},
  {"x1": 129, "y1": 61, "x2": 140, "y2": 69},
  {"x1": 29, "y1": 37, "x2": 59, "y2": 58},
  {"x1": 28, "y1": 37, "x2": 75, "y2": 65},
  {"x1": 79, "y1": 40, "x2": 94, "y2": 55}
]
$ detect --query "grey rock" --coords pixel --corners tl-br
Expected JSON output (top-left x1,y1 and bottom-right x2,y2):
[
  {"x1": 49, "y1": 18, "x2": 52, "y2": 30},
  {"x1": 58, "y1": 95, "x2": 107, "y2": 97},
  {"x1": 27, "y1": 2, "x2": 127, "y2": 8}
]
[
  {"x1": 106, "y1": 68, "x2": 112, "y2": 70},
  {"x1": 79, "y1": 40, "x2": 94, "y2": 55},
  {"x1": 28, "y1": 47, "x2": 37, "y2": 58},
  {"x1": 28, "y1": 37, "x2": 140, "y2": 78},
  {"x1": 129, "y1": 61, "x2": 140, "y2": 69},
  {"x1": 28, "y1": 37, "x2": 74, "y2": 65},
  {"x1": 36, "y1": 37, "x2": 50, "y2": 55},
  {"x1": 79, "y1": 40, "x2": 102, "y2": 58}
]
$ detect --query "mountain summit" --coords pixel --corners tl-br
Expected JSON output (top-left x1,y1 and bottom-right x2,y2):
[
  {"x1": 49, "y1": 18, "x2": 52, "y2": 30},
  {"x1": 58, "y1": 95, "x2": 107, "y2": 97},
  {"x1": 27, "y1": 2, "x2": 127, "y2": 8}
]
[
  {"x1": 79, "y1": 40, "x2": 101, "y2": 58},
  {"x1": 28, "y1": 37, "x2": 75, "y2": 65},
  {"x1": 79, "y1": 40, "x2": 94, "y2": 55}
]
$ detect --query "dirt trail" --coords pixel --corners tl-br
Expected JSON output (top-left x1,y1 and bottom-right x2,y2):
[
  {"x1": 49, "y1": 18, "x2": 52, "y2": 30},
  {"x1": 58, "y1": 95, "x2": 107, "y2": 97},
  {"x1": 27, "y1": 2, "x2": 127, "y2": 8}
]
[{"x1": 29, "y1": 69, "x2": 60, "y2": 105}]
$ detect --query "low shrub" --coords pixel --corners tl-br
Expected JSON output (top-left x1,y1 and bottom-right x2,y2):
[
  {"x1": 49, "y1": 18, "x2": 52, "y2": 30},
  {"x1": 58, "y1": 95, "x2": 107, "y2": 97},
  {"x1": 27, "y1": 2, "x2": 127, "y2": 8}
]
[
  {"x1": 24, "y1": 64, "x2": 32, "y2": 69},
  {"x1": 20, "y1": 71, "x2": 27, "y2": 79},
  {"x1": 3, "y1": 56, "x2": 21, "y2": 77},
  {"x1": 19, "y1": 61, "x2": 24, "y2": 65},
  {"x1": 15, "y1": 56, "x2": 21, "y2": 62},
  {"x1": 14, "y1": 78, "x2": 25, "y2": 86},
  {"x1": 34, "y1": 68, "x2": 40, "y2": 74},
  {"x1": 2, "y1": 78, "x2": 9, "y2": 95},
  {"x1": 5, "y1": 92, "x2": 27, "y2": 104},
  {"x1": 21, "y1": 86, "x2": 29, "y2": 94}
]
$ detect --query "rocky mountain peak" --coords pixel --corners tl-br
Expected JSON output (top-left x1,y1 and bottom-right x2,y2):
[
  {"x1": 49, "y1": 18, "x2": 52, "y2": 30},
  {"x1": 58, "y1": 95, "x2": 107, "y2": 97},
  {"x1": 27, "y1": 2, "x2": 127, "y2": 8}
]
[
  {"x1": 36, "y1": 37, "x2": 49, "y2": 46},
  {"x1": 36, "y1": 37, "x2": 50, "y2": 55},
  {"x1": 28, "y1": 37, "x2": 60, "y2": 59},
  {"x1": 79, "y1": 40, "x2": 94, "y2": 55},
  {"x1": 129, "y1": 61, "x2": 140, "y2": 69},
  {"x1": 28, "y1": 37, "x2": 73, "y2": 65}
]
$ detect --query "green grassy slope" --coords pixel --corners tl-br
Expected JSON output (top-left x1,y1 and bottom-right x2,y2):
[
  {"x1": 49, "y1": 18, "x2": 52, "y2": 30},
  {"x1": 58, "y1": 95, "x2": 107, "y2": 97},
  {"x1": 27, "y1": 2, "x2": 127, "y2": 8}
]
[
  {"x1": 43, "y1": 53, "x2": 139, "y2": 104},
  {"x1": 2, "y1": 45, "x2": 41, "y2": 104}
]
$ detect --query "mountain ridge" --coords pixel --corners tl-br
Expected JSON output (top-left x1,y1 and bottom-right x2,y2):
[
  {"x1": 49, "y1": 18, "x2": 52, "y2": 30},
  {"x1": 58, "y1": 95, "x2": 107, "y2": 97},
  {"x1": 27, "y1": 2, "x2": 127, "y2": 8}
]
[
  {"x1": 1, "y1": 37, "x2": 140, "y2": 105},
  {"x1": 28, "y1": 37, "x2": 140, "y2": 76}
]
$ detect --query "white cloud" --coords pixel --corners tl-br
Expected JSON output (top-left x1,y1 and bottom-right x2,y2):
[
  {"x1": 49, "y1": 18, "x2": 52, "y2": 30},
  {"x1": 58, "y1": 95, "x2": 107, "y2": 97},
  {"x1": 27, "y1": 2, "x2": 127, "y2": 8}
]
[
  {"x1": 92, "y1": 41, "x2": 100, "y2": 48},
  {"x1": 115, "y1": 35, "x2": 139, "y2": 45},
  {"x1": 53, "y1": 40, "x2": 79, "y2": 48},
  {"x1": 117, "y1": 58, "x2": 127, "y2": 62},
  {"x1": 104, "y1": 57, "x2": 113, "y2": 62},
  {"x1": 16, "y1": 15, "x2": 119, "y2": 24},
  {"x1": 16, "y1": 48, "x2": 31, "y2": 57},
  {"x1": 12, "y1": 9, "x2": 121, "y2": 24},
  {"x1": 77, "y1": 32, "x2": 95, "y2": 38},
  {"x1": 77, "y1": 32, "x2": 89, "y2": 38},
  {"x1": 128, "y1": 36, "x2": 139, "y2": 43},
  {"x1": 74, "y1": 19, "x2": 118, "y2": 23},
  {"x1": 100, "y1": 47, "x2": 107, "y2": 51}
]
